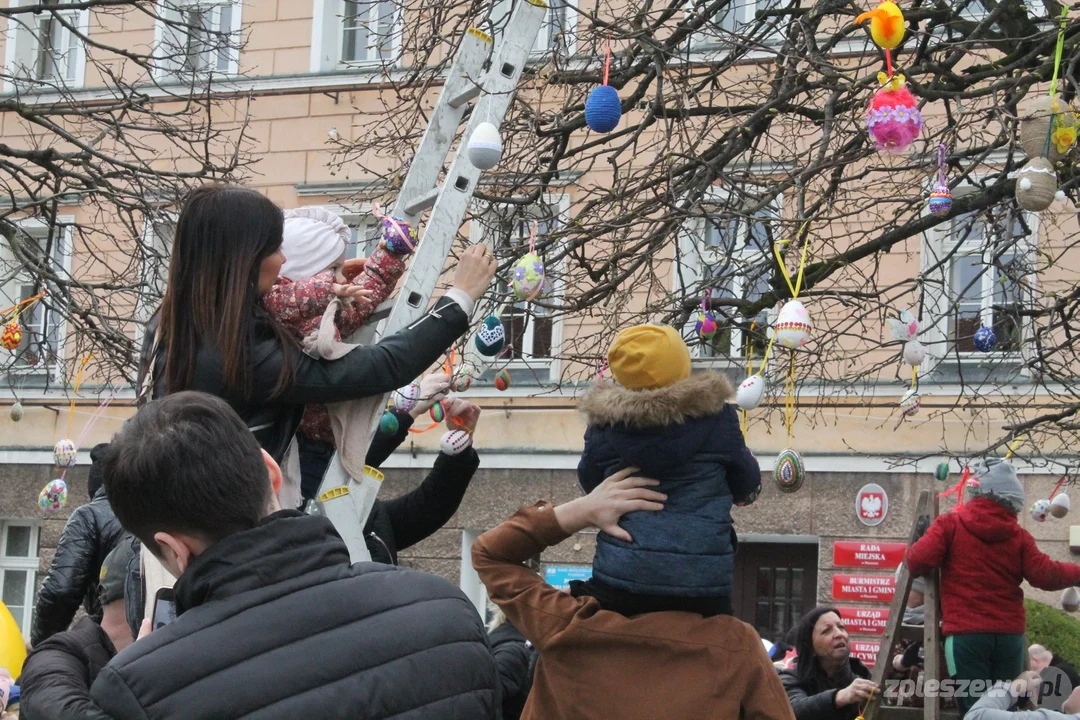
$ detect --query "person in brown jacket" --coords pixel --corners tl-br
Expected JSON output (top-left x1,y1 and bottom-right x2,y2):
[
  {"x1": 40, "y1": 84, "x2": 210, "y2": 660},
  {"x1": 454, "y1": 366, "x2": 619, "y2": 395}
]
[{"x1": 472, "y1": 467, "x2": 795, "y2": 720}]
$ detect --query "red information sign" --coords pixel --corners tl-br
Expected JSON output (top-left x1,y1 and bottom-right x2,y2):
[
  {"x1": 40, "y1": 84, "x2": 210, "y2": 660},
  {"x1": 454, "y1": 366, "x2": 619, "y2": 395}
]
[
  {"x1": 833, "y1": 541, "x2": 907, "y2": 569},
  {"x1": 832, "y1": 573, "x2": 896, "y2": 603},
  {"x1": 837, "y1": 606, "x2": 890, "y2": 635},
  {"x1": 850, "y1": 640, "x2": 881, "y2": 669}
]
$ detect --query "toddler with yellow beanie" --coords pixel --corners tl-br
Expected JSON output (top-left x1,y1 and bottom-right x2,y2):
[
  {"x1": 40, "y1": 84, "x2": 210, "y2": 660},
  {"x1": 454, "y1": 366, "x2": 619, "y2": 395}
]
[{"x1": 574, "y1": 324, "x2": 761, "y2": 617}]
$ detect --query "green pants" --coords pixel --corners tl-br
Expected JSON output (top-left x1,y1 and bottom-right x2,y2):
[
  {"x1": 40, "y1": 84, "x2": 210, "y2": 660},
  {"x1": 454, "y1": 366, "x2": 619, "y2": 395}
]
[{"x1": 945, "y1": 633, "x2": 1026, "y2": 713}]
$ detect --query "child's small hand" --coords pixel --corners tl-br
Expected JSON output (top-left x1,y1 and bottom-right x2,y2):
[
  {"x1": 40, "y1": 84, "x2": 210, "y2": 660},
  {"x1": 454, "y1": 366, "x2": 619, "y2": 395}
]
[
  {"x1": 340, "y1": 257, "x2": 367, "y2": 281},
  {"x1": 332, "y1": 284, "x2": 376, "y2": 304}
]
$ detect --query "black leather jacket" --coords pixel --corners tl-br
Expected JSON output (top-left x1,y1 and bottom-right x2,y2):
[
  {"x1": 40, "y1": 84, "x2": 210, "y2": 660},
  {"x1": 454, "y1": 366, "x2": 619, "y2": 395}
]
[
  {"x1": 31, "y1": 491, "x2": 127, "y2": 646},
  {"x1": 138, "y1": 296, "x2": 469, "y2": 461}
]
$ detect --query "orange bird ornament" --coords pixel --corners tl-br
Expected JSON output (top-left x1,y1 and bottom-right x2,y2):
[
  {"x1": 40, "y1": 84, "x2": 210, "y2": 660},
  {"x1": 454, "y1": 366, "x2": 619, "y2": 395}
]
[{"x1": 855, "y1": 1, "x2": 905, "y2": 50}]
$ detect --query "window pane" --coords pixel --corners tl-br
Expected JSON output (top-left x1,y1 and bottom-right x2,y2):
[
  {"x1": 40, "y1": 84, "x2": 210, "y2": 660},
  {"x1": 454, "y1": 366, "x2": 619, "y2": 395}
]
[
  {"x1": 2, "y1": 572, "x2": 26, "y2": 617},
  {"x1": 5, "y1": 526, "x2": 30, "y2": 558},
  {"x1": 342, "y1": 2, "x2": 368, "y2": 62},
  {"x1": 216, "y1": 5, "x2": 233, "y2": 71},
  {"x1": 950, "y1": 252, "x2": 982, "y2": 351},
  {"x1": 993, "y1": 253, "x2": 1023, "y2": 351},
  {"x1": 531, "y1": 316, "x2": 553, "y2": 358},
  {"x1": 377, "y1": 0, "x2": 395, "y2": 59}
]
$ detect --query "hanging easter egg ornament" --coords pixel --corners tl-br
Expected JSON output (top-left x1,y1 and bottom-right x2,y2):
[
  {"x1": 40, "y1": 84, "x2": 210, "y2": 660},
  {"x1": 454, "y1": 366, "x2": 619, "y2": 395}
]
[
  {"x1": 379, "y1": 411, "x2": 400, "y2": 435},
  {"x1": 1063, "y1": 586, "x2": 1080, "y2": 613},
  {"x1": 1051, "y1": 492, "x2": 1071, "y2": 518},
  {"x1": 1015, "y1": 157, "x2": 1058, "y2": 212},
  {"x1": 774, "y1": 449, "x2": 806, "y2": 493},
  {"x1": 886, "y1": 309, "x2": 919, "y2": 342},
  {"x1": 774, "y1": 300, "x2": 812, "y2": 349},
  {"x1": 452, "y1": 363, "x2": 476, "y2": 393},
  {"x1": 855, "y1": 1, "x2": 905, "y2": 50},
  {"x1": 934, "y1": 462, "x2": 951, "y2": 482},
  {"x1": 430, "y1": 401, "x2": 446, "y2": 423},
  {"x1": 467, "y1": 121, "x2": 504, "y2": 171},
  {"x1": 494, "y1": 368, "x2": 512, "y2": 391},
  {"x1": 1019, "y1": 95, "x2": 1078, "y2": 162},
  {"x1": 0, "y1": 321, "x2": 22, "y2": 351},
  {"x1": 8, "y1": 402, "x2": 22, "y2": 423},
  {"x1": 475, "y1": 315, "x2": 507, "y2": 357},
  {"x1": 390, "y1": 383, "x2": 420, "y2": 414},
  {"x1": 696, "y1": 290, "x2": 718, "y2": 341},
  {"x1": 38, "y1": 479, "x2": 67, "y2": 514},
  {"x1": 929, "y1": 144, "x2": 953, "y2": 216},
  {"x1": 736, "y1": 374, "x2": 766, "y2": 411},
  {"x1": 511, "y1": 253, "x2": 545, "y2": 300},
  {"x1": 902, "y1": 340, "x2": 926, "y2": 366},
  {"x1": 1031, "y1": 498, "x2": 1051, "y2": 523},
  {"x1": 899, "y1": 388, "x2": 921, "y2": 418},
  {"x1": 53, "y1": 439, "x2": 77, "y2": 468},
  {"x1": 380, "y1": 216, "x2": 418, "y2": 257},
  {"x1": 973, "y1": 326, "x2": 997, "y2": 353},
  {"x1": 585, "y1": 37, "x2": 621, "y2": 133},
  {"x1": 866, "y1": 73, "x2": 923, "y2": 154},
  {"x1": 440, "y1": 429, "x2": 473, "y2": 456}
]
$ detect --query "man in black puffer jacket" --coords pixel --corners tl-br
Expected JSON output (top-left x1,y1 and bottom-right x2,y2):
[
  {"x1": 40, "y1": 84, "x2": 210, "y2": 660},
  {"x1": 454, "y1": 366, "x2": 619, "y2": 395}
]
[
  {"x1": 32, "y1": 443, "x2": 127, "y2": 646},
  {"x1": 79, "y1": 391, "x2": 498, "y2": 720}
]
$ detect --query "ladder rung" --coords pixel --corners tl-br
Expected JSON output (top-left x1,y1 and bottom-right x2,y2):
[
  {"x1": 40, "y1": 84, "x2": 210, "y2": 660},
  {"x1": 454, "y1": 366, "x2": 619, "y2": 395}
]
[
  {"x1": 447, "y1": 84, "x2": 482, "y2": 109},
  {"x1": 403, "y1": 187, "x2": 440, "y2": 216}
]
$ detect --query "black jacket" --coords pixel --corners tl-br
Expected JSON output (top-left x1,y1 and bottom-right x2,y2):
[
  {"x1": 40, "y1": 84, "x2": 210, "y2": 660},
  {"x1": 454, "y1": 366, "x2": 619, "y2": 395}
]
[
  {"x1": 1052, "y1": 655, "x2": 1080, "y2": 691},
  {"x1": 139, "y1": 297, "x2": 469, "y2": 462},
  {"x1": 489, "y1": 621, "x2": 534, "y2": 720},
  {"x1": 21, "y1": 616, "x2": 116, "y2": 720},
  {"x1": 577, "y1": 372, "x2": 761, "y2": 598},
  {"x1": 779, "y1": 658, "x2": 872, "y2": 720},
  {"x1": 85, "y1": 511, "x2": 499, "y2": 719},
  {"x1": 31, "y1": 490, "x2": 127, "y2": 646},
  {"x1": 363, "y1": 411, "x2": 480, "y2": 565}
]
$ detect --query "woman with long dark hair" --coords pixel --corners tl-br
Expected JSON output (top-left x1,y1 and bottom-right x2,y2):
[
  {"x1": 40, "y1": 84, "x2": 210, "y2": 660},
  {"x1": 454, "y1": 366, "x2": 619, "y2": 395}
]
[
  {"x1": 138, "y1": 184, "x2": 495, "y2": 463},
  {"x1": 779, "y1": 607, "x2": 876, "y2": 720}
]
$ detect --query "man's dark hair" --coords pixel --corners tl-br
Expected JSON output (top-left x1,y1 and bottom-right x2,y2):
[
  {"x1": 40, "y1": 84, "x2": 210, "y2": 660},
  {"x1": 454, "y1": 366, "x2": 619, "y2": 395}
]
[{"x1": 103, "y1": 391, "x2": 272, "y2": 556}]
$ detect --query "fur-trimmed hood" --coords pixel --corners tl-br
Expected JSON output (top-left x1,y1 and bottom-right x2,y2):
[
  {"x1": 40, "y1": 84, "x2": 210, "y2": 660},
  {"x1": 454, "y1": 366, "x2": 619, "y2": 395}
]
[{"x1": 579, "y1": 371, "x2": 734, "y2": 429}]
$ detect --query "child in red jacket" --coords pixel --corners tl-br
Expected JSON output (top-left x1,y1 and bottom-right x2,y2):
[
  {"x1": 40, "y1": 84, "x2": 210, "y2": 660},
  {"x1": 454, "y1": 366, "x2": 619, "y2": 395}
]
[{"x1": 906, "y1": 459, "x2": 1080, "y2": 713}]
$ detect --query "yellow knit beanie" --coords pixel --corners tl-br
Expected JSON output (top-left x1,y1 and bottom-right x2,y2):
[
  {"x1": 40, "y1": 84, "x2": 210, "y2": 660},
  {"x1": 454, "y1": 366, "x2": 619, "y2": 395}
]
[{"x1": 607, "y1": 324, "x2": 692, "y2": 390}]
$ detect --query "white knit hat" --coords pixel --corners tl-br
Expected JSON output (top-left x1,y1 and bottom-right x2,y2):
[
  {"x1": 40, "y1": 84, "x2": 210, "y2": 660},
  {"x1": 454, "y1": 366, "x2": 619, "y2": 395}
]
[{"x1": 279, "y1": 207, "x2": 352, "y2": 280}]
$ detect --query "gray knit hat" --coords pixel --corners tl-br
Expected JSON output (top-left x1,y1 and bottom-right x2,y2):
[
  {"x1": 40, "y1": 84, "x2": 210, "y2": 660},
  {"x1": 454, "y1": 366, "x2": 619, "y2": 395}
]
[{"x1": 967, "y1": 458, "x2": 1024, "y2": 513}]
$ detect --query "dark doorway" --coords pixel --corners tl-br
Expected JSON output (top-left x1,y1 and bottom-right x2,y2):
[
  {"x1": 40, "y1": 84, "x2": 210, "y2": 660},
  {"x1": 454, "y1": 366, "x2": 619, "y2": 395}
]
[{"x1": 733, "y1": 541, "x2": 818, "y2": 645}]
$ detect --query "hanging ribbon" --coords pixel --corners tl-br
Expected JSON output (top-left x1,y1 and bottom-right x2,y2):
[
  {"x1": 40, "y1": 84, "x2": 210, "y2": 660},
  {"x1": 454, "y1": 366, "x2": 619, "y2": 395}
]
[
  {"x1": 936, "y1": 143, "x2": 947, "y2": 186},
  {"x1": 603, "y1": 35, "x2": 612, "y2": 87},
  {"x1": 596, "y1": 359, "x2": 608, "y2": 382},
  {"x1": 938, "y1": 465, "x2": 972, "y2": 508},
  {"x1": 784, "y1": 354, "x2": 797, "y2": 442},
  {"x1": 1, "y1": 292, "x2": 46, "y2": 323},
  {"x1": 855, "y1": 685, "x2": 876, "y2": 720},
  {"x1": 910, "y1": 364, "x2": 918, "y2": 391},
  {"x1": 1050, "y1": 6, "x2": 1069, "y2": 98},
  {"x1": 741, "y1": 322, "x2": 756, "y2": 435},
  {"x1": 65, "y1": 354, "x2": 92, "y2": 439},
  {"x1": 1049, "y1": 476, "x2": 1068, "y2": 500},
  {"x1": 371, "y1": 202, "x2": 416, "y2": 253},
  {"x1": 60, "y1": 395, "x2": 114, "y2": 483},
  {"x1": 884, "y1": 48, "x2": 893, "y2": 79},
  {"x1": 1005, "y1": 435, "x2": 1024, "y2": 460}
]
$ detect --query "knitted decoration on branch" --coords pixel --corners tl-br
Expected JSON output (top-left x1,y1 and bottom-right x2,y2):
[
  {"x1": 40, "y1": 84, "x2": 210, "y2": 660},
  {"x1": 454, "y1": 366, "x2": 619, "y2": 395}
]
[
  {"x1": 1015, "y1": 157, "x2": 1058, "y2": 212},
  {"x1": 467, "y1": 122, "x2": 503, "y2": 171},
  {"x1": 929, "y1": 144, "x2": 952, "y2": 216},
  {"x1": 475, "y1": 315, "x2": 507, "y2": 357},
  {"x1": 1019, "y1": 95, "x2": 1078, "y2": 162},
  {"x1": 585, "y1": 37, "x2": 621, "y2": 134},
  {"x1": 696, "y1": 290, "x2": 718, "y2": 340},
  {"x1": 0, "y1": 322, "x2": 21, "y2": 351},
  {"x1": 494, "y1": 368, "x2": 512, "y2": 391},
  {"x1": 867, "y1": 73, "x2": 923, "y2": 153}
]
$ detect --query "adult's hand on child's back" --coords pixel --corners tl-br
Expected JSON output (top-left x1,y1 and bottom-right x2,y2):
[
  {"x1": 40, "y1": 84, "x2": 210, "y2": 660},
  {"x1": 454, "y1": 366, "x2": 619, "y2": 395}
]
[
  {"x1": 444, "y1": 396, "x2": 480, "y2": 433},
  {"x1": 554, "y1": 467, "x2": 665, "y2": 541},
  {"x1": 452, "y1": 245, "x2": 497, "y2": 302}
]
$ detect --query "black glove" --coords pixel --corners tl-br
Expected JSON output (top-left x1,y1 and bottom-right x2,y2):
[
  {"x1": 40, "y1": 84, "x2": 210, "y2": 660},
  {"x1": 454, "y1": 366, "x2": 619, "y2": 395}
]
[
  {"x1": 901, "y1": 641, "x2": 924, "y2": 669},
  {"x1": 913, "y1": 515, "x2": 931, "y2": 542}
]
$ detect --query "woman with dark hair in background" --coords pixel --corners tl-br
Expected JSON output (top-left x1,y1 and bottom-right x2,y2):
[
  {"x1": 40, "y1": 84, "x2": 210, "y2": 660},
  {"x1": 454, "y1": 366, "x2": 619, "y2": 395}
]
[
  {"x1": 138, "y1": 184, "x2": 494, "y2": 465},
  {"x1": 780, "y1": 607, "x2": 876, "y2": 720}
]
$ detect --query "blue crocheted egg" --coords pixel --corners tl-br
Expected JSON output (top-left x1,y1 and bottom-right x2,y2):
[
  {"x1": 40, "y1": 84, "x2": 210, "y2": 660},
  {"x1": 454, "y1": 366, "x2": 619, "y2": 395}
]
[
  {"x1": 585, "y1": 85, "x2": 621, "y2": 133},
  {"x1": 973, "y1": 326, "x2": 997, "y2": 352}
]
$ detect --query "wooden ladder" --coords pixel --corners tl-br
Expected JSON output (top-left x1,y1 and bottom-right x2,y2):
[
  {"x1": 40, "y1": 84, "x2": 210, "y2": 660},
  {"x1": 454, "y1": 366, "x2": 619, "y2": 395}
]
[{"x1": 865, "y1": 490, "x2": 960, "y2": 720}]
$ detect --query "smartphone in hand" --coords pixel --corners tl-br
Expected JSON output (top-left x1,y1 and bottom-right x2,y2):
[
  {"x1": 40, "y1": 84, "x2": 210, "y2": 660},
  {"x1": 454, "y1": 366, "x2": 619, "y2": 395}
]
[{"x1": 152, "y1": 588, "x2": 177, "y2": 630}]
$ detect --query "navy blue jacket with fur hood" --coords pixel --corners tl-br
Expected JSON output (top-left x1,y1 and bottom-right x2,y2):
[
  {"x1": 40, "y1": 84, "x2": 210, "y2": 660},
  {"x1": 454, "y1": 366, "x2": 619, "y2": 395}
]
[{"x1": 577, "y1": 372, "x2": 761, "y2": 598}]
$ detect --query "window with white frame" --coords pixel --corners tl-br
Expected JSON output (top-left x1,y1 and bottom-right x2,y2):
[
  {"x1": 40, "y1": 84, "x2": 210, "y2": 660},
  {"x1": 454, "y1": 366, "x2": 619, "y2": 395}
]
[
  {"x1": 0, "y1": 521, "x2": 40, "y2": 640},
  {"x1": 687, "y1": 0, "x2": 783, "y2": 48},
  {"x1": 491, "y1": 0, "x2": 576, "y2": 56},
  {"x1": 3, "y1": 1, "x2": 89, "y2": 91},
  {"x1": 155, "y1": 0, "x2": 241, "y2": 80},
  {"x1": 311, "y1": 0, "x2": 401, "y2": 72},
  {"x1": 946, "y1": 205, "x2": 1032, "y2": 355},
  {"x1": 682, "y1": 202, "x2": 776, "y2": 360},
  {"x1": 0, "y1": 221, "x2": 72, "y2": 379}
]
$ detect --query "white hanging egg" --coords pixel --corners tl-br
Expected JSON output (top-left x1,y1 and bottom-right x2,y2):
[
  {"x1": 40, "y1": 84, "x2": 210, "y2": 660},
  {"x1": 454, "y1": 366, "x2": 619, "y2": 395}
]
[
  {"x1": 390, "y1": 383, "x2": 420, "y2": 413},
  {"x1": 903, "y1": 340, "x2": 927, "y2": 366},
  {"x1": 467, "y1": 122, "x2": 503, "y2": 171},
  {"x1": 900, "y1": 389, "x2": 921, "y2": 417},
  {"x1": 773, "y1": 300, "x2": 812, "y2": 349},
  {"x1": 53, "y1": 439, "x2": 77, "y2": 468},
  {"x1": 452, "y1": 363, "x2": 477, "y2": 393},
  {"x1": 1030, "y1": 498, "x2": 1051, "y2": 523},
  {"x1": 1063, "y1": 586, "x2": 1080, "y2": 612},
  {"x1": 1051, "y1": 493, "x2": 1071, "y2": 518},
  {"x1": 440, "y1": 429, "x2": 473, "y2": 456},
  {"x1": 736, "y1": 374, "x2": 766, "y2": 410},
  {"x1": 8, "y1": 402, "x2": 22, "y2": 422}
]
